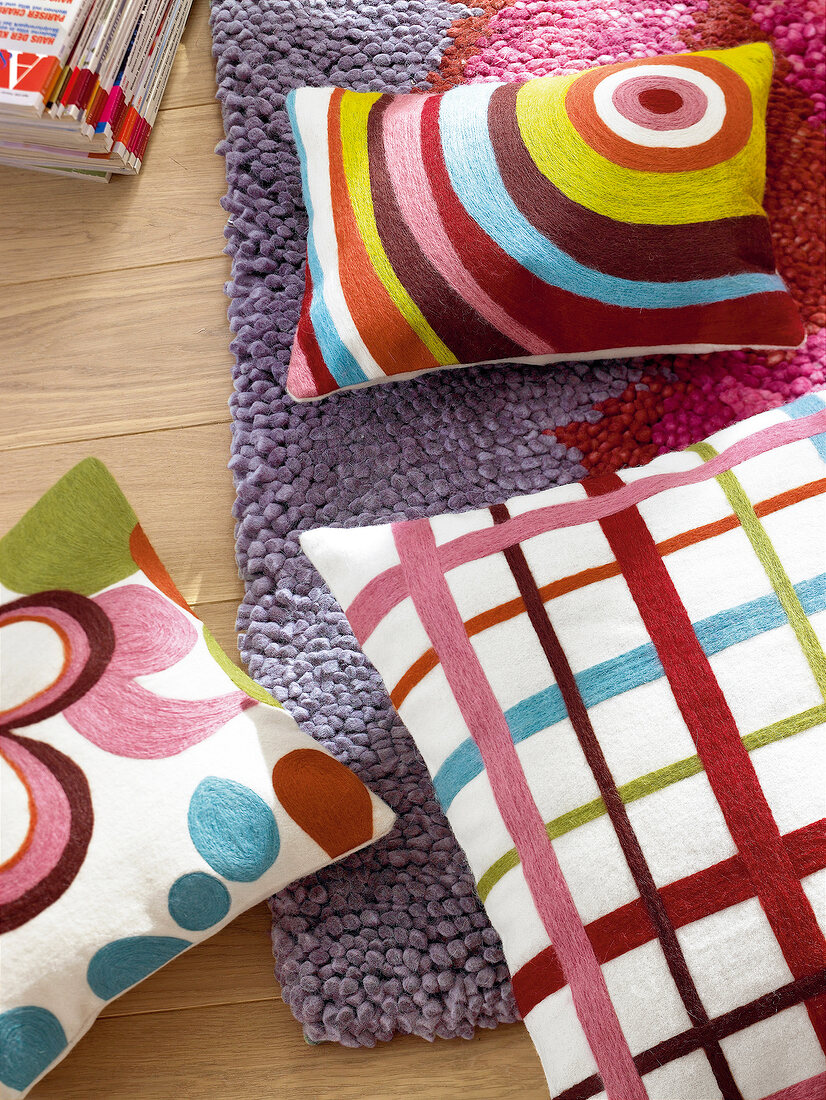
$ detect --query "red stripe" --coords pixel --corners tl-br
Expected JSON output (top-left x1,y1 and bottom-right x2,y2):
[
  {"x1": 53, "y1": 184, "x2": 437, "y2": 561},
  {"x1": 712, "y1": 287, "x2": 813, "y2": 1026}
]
[
  {"x1": 292, "y1": 265, "x2": 339, "y2": 398},
  {"x1": 513, "y1": 818, "x2": 826, "y2": 1018},
  {"x1": 584, "y1": 472, "x2": 826, "y2": 1047}
]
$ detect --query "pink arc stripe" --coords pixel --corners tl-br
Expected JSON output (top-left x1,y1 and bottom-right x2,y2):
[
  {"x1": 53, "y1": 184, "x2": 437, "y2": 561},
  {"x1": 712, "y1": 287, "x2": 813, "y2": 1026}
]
[
  {"x1": 762, "y1": 1074, "x2": 826, "y2": 1100},
  {"x1": 393, "y1": 518, "x2": 646, "y2": 1100},
  {"x1": 0, "y1": 735, "x2": 72, "y2": 902},
  {"x1": 348, "y1": 407, "x2": 826, "y2": 642},
  {"x1": 381, "y1": 95, "x2": 547, "y2": 354}
]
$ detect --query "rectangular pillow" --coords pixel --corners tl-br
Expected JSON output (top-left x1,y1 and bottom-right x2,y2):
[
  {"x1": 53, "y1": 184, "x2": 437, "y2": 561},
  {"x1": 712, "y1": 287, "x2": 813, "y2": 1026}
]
[
  {"x1": 0, "y1": 458, "x2": 394, "y2": 1098},
  {"x1": 301, "y1": 392, "x2": 826, "y2": 1098},
  {"x1": 285, "y1": 42, "x2": 804, "y2": 400}
]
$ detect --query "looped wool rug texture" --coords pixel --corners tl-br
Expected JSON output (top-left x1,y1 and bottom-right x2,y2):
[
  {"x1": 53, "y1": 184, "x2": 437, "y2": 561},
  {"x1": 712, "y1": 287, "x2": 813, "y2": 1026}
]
[{"x1": 211, "y1": 0, "x2": 825, "y2": 1046}]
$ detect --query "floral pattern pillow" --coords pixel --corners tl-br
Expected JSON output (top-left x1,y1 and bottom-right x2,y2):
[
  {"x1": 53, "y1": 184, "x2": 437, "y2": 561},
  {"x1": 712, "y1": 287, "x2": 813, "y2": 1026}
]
[{"x1": 0, "y1": 459, "x2": 395, "y2": 1098}]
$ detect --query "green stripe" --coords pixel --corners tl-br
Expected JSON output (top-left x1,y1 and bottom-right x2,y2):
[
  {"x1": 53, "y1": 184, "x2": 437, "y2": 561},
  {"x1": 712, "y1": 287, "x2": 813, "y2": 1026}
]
[
  {"x1": 476, "y1": 705, "x2": 825, "y2": 901},
  {"x1": 690, "y1": 440, "x2": 826, "y2": 700}
]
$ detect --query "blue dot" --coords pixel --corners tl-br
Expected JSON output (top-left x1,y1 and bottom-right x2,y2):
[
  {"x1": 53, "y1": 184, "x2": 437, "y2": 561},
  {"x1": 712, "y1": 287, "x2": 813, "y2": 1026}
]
[
  {"x1": 187, "y1": 776, "x2": 279, "y2": 882},
  {"x1": 87, "y1": 936, "x2": 190, "y2": 1001},
  {"x1": 0, "y1": 1006, "x2": 67, "y2": 1092},
  {"x1": 168, "y1": 872, "x2": 231, "y2": 931}
]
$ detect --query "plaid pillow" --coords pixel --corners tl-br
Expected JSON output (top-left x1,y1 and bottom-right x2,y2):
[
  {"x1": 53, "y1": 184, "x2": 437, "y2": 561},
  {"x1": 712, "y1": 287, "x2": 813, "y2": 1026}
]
[
  {"x1": 285, "y1": 42, "x2": 803, "y2": 400},
  {"x1": 301, "y1": 393, "x2": 826, "y2": 1098}
]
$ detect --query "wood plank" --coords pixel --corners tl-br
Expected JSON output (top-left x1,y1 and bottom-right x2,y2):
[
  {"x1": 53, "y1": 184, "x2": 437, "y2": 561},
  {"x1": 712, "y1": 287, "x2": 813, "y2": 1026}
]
[
  {"x1": 0, "y1": 425, "x2": 245, "y2": 606},
  {"x1": 161, "y1": 0, "x2": 222, "y2": 111},
  {"x1": 1, "y1": 104, "x2": 227, "y2": 288},
  {"x1": 99, "y1": 904, "x2": 278, "y2": 1018},
  {"x1": 193, "y1": 598, "x2": 244, "y2": 662},
  {"x1": 0, "y1": 258, "x2": 234, "y2": 449},
  {"x1": 31, "y1": 997, "x2": 546, "y2": 1099}
]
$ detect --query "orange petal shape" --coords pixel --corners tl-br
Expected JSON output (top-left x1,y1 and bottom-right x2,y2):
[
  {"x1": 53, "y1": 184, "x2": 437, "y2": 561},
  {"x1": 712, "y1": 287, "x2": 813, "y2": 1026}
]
[{"x1": 272, "y1": 749, "x2": 373, "y2": 858}]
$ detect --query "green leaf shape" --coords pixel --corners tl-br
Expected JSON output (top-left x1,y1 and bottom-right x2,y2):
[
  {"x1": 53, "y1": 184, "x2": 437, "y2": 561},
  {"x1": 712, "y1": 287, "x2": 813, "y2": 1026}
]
[{"x1": 0, "y1": 458, "x2": 138, "y2": 596}]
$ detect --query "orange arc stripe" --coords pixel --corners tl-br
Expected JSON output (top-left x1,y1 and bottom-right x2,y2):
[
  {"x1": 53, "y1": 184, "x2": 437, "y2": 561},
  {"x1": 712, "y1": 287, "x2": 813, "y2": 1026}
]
[
  {"x1": 389, "y1": 476, "x2": 826, "y2": 708},
  {"x1": 328, "y1": 88, "x2": 440, "y2": 376},
  {"x1": 0, "y1": 746, "x2": 38, "y2": 872},
  {"x1": 0, "y1": 616, "x2": 71, "y2": 721},
  {"x1": 0, "y1": 613, "x2": 69, "y2": 869}
]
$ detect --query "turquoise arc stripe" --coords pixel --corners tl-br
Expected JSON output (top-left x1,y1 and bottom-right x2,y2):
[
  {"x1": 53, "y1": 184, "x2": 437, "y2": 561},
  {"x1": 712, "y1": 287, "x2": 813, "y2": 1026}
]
[
  {"x1": 437, "y1": 82, "x2": 787, "y2": 309},
  {"x1": 433, "y1": 573, "x2": 826, "y2": 809},
  {"x1": 785, "y1": 393, "x2": 826, "y2": 462},
  {"x1": 286, "y1": 91, "x2": 368, "y2": 388}
]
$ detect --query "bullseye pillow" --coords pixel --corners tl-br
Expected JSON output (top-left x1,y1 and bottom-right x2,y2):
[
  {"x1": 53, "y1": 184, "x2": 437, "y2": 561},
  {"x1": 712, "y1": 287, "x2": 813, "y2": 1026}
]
[
  {"x1": 301, "y1": 391, "x2": 826, "y2": 1099},
  {"x1": 0, "y1": 459, "x2": 395, "y2": 1099},
  {"x1": 285, "y1": 41, "x2": 804, "y2": 401}
]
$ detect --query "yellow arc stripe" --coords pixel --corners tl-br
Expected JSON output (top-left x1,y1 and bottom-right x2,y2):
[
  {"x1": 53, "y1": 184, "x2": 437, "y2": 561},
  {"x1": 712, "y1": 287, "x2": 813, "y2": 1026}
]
[
  {"x1": 690, "y1": 440, "x2": 826, "y2": 700},
  {"x1": 515, "y1": 42, "x2": 772, "y2": 225},
  {"x1": 476, "y1": 705, "x2": 826, "y2": 901},
  {"x1": 339, "y1": 90, "x2": 457, "y2": 365}
]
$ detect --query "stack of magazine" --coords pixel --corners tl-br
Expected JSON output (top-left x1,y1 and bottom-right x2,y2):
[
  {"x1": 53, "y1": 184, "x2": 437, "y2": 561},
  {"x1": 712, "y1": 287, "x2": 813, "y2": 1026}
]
[{"x1": 0, "y1": 0, "x2": 192, "y2": 179}]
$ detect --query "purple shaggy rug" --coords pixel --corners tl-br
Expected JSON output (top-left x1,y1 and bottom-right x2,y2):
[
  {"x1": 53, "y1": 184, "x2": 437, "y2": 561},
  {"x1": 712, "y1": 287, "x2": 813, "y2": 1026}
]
[{"x1": 211, "y1": 0, "x2": 825, "y2": 1047}]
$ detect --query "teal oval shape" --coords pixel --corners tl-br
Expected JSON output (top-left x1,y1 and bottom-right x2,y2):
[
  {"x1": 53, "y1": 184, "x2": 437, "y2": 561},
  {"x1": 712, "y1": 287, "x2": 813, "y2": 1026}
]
[
  {"x1": 168, "y1": 872, "x2": 231, "y2": 931},
  {"x1": 187, "y1": 776, "x2": 279, "y2": 882},
  {"x1": 0, "y1": 1006, "x2": 67, "y2": 1092},
  {"x1": 87, "y1": 936, "x2": 190, "y2": 1000}
]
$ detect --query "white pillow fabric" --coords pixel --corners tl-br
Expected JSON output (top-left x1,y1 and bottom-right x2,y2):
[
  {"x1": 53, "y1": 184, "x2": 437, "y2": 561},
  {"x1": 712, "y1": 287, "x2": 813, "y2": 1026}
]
[{"x1": 0, "y1": 459, "x2": 394, "y2": 1097}]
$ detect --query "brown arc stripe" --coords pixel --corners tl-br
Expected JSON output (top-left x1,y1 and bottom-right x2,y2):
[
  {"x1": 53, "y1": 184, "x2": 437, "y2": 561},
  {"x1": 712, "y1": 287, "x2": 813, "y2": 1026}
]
[
  {"x1": 488, "y1": 82, "x2": 778, "y2": 283},
  {"x1": 490, "y1": 502, "x2": 743, "y2": 1100},
  {"x1": 366, "y1": 95, "x2": 527, "y2": 363},
  {"x1": 390, "y1": 477, "x2": 826, "y2": 708},
  {"x1": 555, "y1": 969, "x2": 826, "y2": 1100}
]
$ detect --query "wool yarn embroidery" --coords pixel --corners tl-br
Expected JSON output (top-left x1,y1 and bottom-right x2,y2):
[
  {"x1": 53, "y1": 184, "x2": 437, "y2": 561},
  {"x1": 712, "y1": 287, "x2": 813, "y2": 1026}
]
[
  {"x1": 0, "y1": 459, "x2": 394, "y2": 1098},
  {"x1": 301, "y1": 392, "x2": 826, "y2": 1099},
  {"x1": 215, "y1": 0, "x2": 824, "y2": 1053},
  {"x1": 285, "y1": 42, "x2": 803, "y2": 400}
]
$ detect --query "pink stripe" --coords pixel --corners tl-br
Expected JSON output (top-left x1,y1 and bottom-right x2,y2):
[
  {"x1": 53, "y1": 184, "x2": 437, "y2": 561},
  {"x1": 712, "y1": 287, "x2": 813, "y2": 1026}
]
[
  {"x1": 762, "y1": 1074, "x2": 826, "y2": 1100},
  {"x1": 393, "y1": 518, "x2": 646, "y2": 1100},
  {"x1": 349, "y1": 407, "x2": 826, "y2": 641},
  {"x1": 382, "y1": 95, "x2": 547, "y2": 354},
  {"x1": 0, "y1": 735, "x2": 72, "y2": 902}
]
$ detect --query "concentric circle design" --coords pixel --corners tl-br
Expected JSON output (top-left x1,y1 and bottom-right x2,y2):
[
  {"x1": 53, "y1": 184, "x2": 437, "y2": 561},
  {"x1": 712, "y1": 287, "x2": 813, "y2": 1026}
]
[
  {"x1": 608, "y1": 73, "x2": 710, "y2": 135},
  {"x1": 565, "y1": 54, "x2": 753, "y2": 172}
]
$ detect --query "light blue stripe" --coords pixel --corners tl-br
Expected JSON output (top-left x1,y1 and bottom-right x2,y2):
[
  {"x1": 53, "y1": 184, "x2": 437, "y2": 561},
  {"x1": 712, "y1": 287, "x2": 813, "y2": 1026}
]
[
  {"x1": 437, "y1": 82, "x2": 787, "y2": 310},
  {"x1": 784, "y1": 393, "x2": 826, "y2": 462},
  {"x1": 433, "y1": 573, "x2": 826, "y2": 808},
  {"x1": 286, "y1": 91, "x2": 368, "y2": 388}
]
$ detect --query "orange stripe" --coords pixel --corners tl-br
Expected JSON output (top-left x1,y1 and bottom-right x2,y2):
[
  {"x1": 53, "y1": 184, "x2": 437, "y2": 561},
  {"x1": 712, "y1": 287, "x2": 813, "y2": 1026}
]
[
  {"x1": 327, "y1": 88, "x2": 439, "y2": 376},
  {"x1": 0, "y1": 616, "x2": 71, "y2": 721},
  {"x1": 389, "y1": 476, "x2": 826, "y2": 708},
  {"x1": 0, "y1": 747, "x2": 38, "y2": 872},
  {"x1": 0, "y1": 613, "x2": 71, "y2": 873}
]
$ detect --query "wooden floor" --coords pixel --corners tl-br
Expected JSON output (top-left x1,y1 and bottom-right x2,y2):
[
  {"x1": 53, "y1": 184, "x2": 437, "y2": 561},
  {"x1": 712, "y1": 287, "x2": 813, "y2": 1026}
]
[{"x1": 0, "y1": 5, "x2": 546, "y2": 1095}]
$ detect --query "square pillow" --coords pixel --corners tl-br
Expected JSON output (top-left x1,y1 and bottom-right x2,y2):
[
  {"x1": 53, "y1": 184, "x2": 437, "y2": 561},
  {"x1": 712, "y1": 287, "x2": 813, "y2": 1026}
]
[
  {"x1": 285, "y1": 41, "x2": 804, "y2": 401},
  {"x1": 0, "y1": 459, "x2": 394, "y2": 1099},
  {"x1": 301, "y1": 392, "x2": 826, "y2": 1099}
]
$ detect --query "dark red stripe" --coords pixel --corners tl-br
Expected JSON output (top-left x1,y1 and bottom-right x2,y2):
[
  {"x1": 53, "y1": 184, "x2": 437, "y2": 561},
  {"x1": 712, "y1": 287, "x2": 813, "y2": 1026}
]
[
  {"x1": 0, "y1": 733, "x2": 93, "y2": 934},
  {"x1": 490, "y1": 503, "x2": 741, "y2": 1099},
  {"x1": 584, "y1": 472, "x2": 826, "y2": 1049},
  {"x1": 512, "y1": 818, "x2": 826, "y2": 1016},
  {"x1": 367, "y1": 95, "x2": 526, "y2": 363},
  {"x1": 487, "y1": 82, "x2": 778, "y2": 283},
  {"x1": 293, "y1": 264, "x2": 339, "y2": 397},
  {"x1": 420, "y1": 94, "x2": 804, "y2": 353},
  {"x1": 556, "y1": 969, "x2": 826, "y2": 1100}
]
